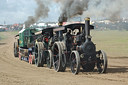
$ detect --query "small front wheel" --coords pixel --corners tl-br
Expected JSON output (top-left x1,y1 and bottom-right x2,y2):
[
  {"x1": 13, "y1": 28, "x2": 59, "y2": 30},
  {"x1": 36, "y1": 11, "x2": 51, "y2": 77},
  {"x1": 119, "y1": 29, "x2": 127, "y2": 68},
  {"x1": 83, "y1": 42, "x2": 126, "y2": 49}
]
[
  {"x1": 14, "y1": 42, "x2": 18, "y2": 57},
  {"x1": 70, "y1": 51, "x2": 80, "y2": 75},
  {"x1": 97, "y1": 50, "x2": 107, "y2": 73},
  {"x1": 47, "y1": 50, "x2": 53, "y2": 69}
]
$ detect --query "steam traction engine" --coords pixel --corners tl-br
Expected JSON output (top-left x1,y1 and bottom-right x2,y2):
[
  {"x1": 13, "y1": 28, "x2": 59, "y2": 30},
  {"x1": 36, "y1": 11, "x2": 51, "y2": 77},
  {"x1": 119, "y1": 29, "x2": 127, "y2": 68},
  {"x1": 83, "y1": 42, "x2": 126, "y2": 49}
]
[
  {"x1": 34, "y1": 27, "x2": 55, "y2": 68},
  {"x1": 52, "y1": 18, "x2": 107, "y2": 74},
  {"x1": 14, "y1": 27, "x2": 43, "y2": 64},
  {"x1": 14, "y1": 26, "x2": 58, "y2": 68}
]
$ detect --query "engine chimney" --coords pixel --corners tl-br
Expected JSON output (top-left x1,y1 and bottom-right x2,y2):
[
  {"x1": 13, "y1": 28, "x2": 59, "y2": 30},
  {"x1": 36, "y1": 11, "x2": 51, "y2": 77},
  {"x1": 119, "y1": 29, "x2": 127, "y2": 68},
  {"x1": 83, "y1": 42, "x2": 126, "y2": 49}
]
[
  {"x1": 77, "y1": 17, "x2": 94, "y2": 53},
  {"x1": 85, "y1": 17, "x2": 91, "y2": 41},
  {"x1": 58, "y1": 22, "x2": 63, "y2": 26}
]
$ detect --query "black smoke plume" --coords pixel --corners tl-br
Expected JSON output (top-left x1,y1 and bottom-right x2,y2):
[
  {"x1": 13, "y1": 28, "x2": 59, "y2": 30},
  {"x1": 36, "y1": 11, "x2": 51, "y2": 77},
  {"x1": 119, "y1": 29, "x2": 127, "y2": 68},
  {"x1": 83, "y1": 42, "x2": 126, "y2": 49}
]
[
  {"x1": 56, "y1": 0, "x2": 128, "y2": 22},
  {"x1": 25, "y1": 0, "x2": 49, "y2": 28}
]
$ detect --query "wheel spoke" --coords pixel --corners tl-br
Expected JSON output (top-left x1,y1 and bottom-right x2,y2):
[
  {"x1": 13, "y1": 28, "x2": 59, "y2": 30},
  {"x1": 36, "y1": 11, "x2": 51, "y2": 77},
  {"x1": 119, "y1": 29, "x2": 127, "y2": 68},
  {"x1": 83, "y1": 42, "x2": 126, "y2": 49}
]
[
  {"x1": 54, "y1": 48, "x2": 58, "y2": 52},
  {"x1": 54, "y1": 60, "x2": 59, "y2": 66},
  {"x1": 47, "y1": 57, "x2": 50, "y2": 61},
  {"x1": 71, "y1": 56, "x2": 76, "y2": 71},
  {"x1": 97, "y1": 50, "x2": 107, "y2": 73},
  {"x1": 47, "y1": 56, "x2": 50, "y2": 65},
  {"x1": 101, "y1": 60, "x2": 104, "y2": 64}
]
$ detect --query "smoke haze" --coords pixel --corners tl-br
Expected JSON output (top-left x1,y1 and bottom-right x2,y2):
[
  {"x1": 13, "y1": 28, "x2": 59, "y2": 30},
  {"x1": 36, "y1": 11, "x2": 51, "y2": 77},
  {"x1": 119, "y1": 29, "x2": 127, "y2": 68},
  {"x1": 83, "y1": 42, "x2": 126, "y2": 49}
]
[
  {"x1": 56, "y1": 0, "x2": 128, "y2": 22},
  {"x1": 25, "y1": 0, "x2": 49, "y2": 28},
  {"x1": 24, "y1": 0, "x2": 128, "y2": 27}
]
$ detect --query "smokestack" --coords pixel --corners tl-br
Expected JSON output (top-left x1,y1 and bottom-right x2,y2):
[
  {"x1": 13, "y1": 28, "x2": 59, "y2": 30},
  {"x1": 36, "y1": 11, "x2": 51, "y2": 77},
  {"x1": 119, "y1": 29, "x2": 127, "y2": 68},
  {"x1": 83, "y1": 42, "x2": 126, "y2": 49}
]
[
  {"x1": 85, "y1": 17, "x2": 91, "y2": 41},
  {"x1": 58, "y1": 22, "x2": 63, "y2": 26}
]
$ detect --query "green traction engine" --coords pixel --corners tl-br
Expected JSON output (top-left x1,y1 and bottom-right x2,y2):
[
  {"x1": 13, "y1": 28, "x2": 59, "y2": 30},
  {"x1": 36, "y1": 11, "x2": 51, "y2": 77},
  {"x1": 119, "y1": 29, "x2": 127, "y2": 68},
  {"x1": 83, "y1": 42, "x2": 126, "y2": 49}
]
[{"x1": 14, "y1": 27, "x2": 42, "y2": 64}]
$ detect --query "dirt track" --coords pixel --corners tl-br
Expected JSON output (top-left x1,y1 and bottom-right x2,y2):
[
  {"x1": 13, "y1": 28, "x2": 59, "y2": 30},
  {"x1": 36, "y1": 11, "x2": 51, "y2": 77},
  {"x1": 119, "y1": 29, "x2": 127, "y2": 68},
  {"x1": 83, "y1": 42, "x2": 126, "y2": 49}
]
[{"x1": 0, "y1": 32, "x2": 128, "y2": 85}]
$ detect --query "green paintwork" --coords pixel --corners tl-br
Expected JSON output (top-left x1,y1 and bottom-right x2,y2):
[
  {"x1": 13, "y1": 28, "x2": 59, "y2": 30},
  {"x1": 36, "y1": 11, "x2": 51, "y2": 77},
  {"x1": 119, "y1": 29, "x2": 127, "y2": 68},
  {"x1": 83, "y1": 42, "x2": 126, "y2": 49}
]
[{"x1": 19, "y1": 27, "x2": 41, "y2": 48}]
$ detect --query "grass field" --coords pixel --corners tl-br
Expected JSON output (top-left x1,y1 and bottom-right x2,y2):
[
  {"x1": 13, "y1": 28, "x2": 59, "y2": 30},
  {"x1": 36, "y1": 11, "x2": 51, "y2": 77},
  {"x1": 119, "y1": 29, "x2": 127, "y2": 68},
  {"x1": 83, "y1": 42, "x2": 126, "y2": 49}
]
[
  {"x1": 0, "y1": 30, "x2": 127, "y2": 57},
  {"x1": 0, "y1": 31, "x2": 18, "y2": 40},
  {"x1": 91, "y1": 30, "x2": 128, "y2": 57},
  {"x1": 0, "y1": 32, "x2": 8, "y2": 40},
  {"x1": 9, "y1": 31, "x2": 19, "y2": 35}
]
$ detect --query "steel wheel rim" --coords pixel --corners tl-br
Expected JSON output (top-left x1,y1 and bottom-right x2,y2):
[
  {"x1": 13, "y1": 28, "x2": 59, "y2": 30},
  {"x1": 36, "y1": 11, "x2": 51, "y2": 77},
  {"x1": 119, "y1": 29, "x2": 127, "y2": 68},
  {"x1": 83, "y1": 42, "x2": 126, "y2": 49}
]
[
  {"x1": 98, "y1": 53, "x2": 104, "y2": 72},
  {"x1": 47, "y1": 52, "x2": 50, "y2": 67},
  {"x1": 71, "y1": 55, "x2": 77, "y2": 73},
  {"x1": 53, "y1": 43, "x2": 60, "y2": 71},
  {"x1": 35, "y1": 45, "x2": 38, "y2": 65}
]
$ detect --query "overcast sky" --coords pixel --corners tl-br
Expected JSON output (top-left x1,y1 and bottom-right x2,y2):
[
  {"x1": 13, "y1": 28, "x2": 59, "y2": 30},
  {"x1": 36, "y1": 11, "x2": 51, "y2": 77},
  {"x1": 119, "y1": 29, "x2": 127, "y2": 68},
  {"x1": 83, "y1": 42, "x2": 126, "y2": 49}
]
[
  {"x1": 0, "y1": 0, "x2": 60, "y2": 24},
  {"x1": 0, "y1": 0, "x2": 128, "y2": 25}
]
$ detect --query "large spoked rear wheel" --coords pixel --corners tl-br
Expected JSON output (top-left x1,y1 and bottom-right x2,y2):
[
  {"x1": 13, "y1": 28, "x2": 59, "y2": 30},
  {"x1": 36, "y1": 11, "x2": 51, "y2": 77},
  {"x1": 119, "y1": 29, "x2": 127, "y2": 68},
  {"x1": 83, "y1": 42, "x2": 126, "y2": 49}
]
[
  {"x1": 70, "y1": 51, "x2": 80, "y2": 75},
  {"x1": 97, "y1": 50, "x2": 107, "y2": 73},
  {"x1": 47, "y1": 50, "x2": 53, "y2": 69},
  {"x1": 14, "y1": 42, "x2": 18, "y2": 57},
  {"x1": 53, "y1": 42, "x2": 61, "y2": 72},
  {"x1": 35, "y1": 42, "x2": 44, "y2": 67},
  {"x1": 53, "y1": 42, "x2": 65, "y2": 72},
  {"x1": 59, "y1": 42, "x2": 66, "y2": 72}
]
